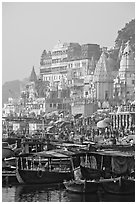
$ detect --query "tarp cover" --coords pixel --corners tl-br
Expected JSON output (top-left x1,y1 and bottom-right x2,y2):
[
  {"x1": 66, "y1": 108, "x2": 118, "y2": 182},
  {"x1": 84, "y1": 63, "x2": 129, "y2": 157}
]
[{"x1": 111, "y1": 156, "x2": 135, "y2": 174}]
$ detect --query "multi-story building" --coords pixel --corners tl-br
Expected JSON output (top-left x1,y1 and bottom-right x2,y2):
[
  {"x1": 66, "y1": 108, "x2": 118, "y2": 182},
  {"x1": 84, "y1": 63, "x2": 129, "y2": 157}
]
[
  {"x1": 40, "y1": 41, "x2": 80, "y2": 88},
  {"x1": 2, "y1": 98, "x2": 16, "y2": 116},
  {"x1": 67, "y1": 44, "x2": 100, "y2": 101},
  {"x1": 25, "y1": 98, "x2": 46, "y2": 116},
  {"x1": 40, "y1": 42, "x2": 101, "y2": 115},
  {"x1": 40, "y1": 42, "x2": 100, "y2": 87}
]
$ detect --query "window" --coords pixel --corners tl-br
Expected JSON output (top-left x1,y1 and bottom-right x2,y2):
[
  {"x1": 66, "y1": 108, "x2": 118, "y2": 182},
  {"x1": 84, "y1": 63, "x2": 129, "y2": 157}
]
[
  {"x1": 132, "y1": 80, "x2": 135, "y2": 85},
  {"x1": 85, "y1": 91, "x2": 88, "y2": 96},
  {"x1": 50, "y1": 104, "x2": 52, "y2": 108},
  {"x1": 82, "y1": 62, "x2": 86, "y2": 67}
]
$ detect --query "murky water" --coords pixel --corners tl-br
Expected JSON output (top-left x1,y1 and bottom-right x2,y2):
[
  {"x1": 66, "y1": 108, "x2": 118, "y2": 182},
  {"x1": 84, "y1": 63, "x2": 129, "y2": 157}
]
[{"x1": 2, "y1": 184, "x2": 135, "y2": 202}]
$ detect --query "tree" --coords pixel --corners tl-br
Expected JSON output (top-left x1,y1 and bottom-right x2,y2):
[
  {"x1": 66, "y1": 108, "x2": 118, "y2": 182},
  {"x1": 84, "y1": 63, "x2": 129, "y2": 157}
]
[
  {"x1": 35, "y1": 79, "x2": 50, "y2": 98},
  {"x1": 109, "y1": 19, "x2": 135, "y2": 65},
  {"x1": 115, "y1": 19, "x2": 135, "y2": 51}
]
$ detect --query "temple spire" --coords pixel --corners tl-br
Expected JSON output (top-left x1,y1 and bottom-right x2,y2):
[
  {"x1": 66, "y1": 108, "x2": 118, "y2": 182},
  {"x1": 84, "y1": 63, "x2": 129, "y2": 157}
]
[{"x1": 30, "y1": 66, "x2": 37, "y2": 83}]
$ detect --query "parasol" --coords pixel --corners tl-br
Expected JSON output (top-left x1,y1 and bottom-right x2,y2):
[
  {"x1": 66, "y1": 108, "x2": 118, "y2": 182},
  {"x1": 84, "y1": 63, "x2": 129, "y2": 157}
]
[{"x1": 97, "y1": 120, "x2": 108, "y2": 128}]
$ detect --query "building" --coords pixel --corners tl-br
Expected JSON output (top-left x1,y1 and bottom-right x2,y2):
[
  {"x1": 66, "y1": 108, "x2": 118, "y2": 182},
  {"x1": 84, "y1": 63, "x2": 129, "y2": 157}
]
[
  {"x1": 67, "y1": 44, "x2": 100, "y2": 102},
  {"x1": 93, "y1": 49, "x2": 117, "y2": 102},
  {"x1": 71, "y1": 100, "x2": 98, "y2": 117},
  {"x1": 2, "y1": 98, "x2": 16, "y2": 116},
  {"x1": 81, "y1": 44, "x2": 101, "y2": 61},
  {"x1": 39, "y1": 42, "x2": 101, "y2": 115},
  {"x1": 45, "y1": 97, "x2": 71, "y2": 115},
  {"x1": 25, "y1": 98, "x2": 46, "y2": 116},
  {"x1": 40, "y1": 42, "x2": 100, "y2": 87},
  {"x1": 40, "y1": 41, "x2": 80, "y2": 87},
  {"x1": 114, "y1": 41, "x2": 135, "y2": 102}
]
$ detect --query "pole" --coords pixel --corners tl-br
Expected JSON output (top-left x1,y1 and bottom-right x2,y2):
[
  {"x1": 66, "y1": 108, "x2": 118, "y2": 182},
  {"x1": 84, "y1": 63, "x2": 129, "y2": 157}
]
[{"x1": 42, "y1": 118, "x2": 45, "y2": 138}]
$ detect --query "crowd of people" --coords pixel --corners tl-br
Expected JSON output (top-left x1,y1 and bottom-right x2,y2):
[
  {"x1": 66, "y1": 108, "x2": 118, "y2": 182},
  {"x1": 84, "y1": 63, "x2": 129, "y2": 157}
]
[
  {"x1": 46, "y1": 110, "x2": 135, "y2": 146},
  {"x1": 3, "y1": 102, "x2": 135, "y2": 146}
]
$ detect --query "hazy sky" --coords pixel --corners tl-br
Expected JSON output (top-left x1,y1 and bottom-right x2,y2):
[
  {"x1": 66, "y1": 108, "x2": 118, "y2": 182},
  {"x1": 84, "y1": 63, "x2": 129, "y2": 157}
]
[{"x1": 2, "y1": 2, "x2": 135, "y2": 84}]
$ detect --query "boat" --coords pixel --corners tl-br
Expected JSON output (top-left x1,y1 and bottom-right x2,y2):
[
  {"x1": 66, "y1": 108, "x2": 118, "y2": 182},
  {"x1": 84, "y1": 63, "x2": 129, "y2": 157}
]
[
  {"x1": 91, "y1": 150, "x2": 135, "y2": 195},
  {"x1": 102, "y1": 176, "x2": 135, "y2": 195},
  {"x1": 16, "y1": 150, "x2": 73, "y2": 184},
  {"x1": 64, "y1": 179, "x2": 99, "y2": 194},
  {"x1": 69, "y1": 150, "x2": 135, "y2": 195},
  {"x1": 63, "y1": 165, "x2": 99, "y2": 194},
  {"x1": 80, "y1": 165, "x2": 102, "y2": 180}
]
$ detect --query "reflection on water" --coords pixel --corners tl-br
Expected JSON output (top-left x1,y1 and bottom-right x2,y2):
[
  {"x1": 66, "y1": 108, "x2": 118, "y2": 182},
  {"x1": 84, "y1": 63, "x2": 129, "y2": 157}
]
[{"x1": 2, "y1": 184, "x2": 135, "y2": 202}]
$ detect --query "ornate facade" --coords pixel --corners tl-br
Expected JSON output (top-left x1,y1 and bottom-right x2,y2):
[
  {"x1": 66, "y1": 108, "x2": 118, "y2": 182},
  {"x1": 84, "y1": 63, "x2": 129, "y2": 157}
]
[
  {"x1": 114, "y1": 41, "x2": 135, "y2": 102},
  {"x1": 93, "y1": 50, "x2": 116, "y2": 102}
]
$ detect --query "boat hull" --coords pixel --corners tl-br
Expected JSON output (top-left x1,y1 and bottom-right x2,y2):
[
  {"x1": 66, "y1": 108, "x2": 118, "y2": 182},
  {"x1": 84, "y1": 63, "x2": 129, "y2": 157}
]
[
  {"x1": 102, "y1": 177, "x2": 135, "y2": 195},
  {"x1": 64, "y1": 180, "x2": 99, "y2": 194},
  {"x1": 16, "y1": 169, "x2": 72, "y2": 184}
]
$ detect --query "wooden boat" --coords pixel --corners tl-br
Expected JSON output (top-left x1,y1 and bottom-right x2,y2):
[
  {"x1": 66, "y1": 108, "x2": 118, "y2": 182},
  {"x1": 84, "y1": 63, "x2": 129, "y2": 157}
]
[
  {"x1": 102, "y1": 177, "x2": 135, "y2": 195},
  {"x1": 70, "y1": 150, "x2": 135, "y2": 195},
  {"x1": 16, "y1": 150, "x2": 73, "y2": 184},
  {"x1": 64, "y1": 179, "x2": 99, "y2": 194},
  {"x1": 63, "y1": 165, "x2": 99, "y2": 194},
  {"x1": 16, "y1": 168, "x2": 72, "y2": 184}
]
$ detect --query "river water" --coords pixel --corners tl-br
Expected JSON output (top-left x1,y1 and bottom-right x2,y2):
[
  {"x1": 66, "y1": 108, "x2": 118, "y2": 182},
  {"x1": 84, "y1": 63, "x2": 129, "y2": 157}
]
[{"x1": 2, "y1": 184, "x2": 135, "y2": 202}]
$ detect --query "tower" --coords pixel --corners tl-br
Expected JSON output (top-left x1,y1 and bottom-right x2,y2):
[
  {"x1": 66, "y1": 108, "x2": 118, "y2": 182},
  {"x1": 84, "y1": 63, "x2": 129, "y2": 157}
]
[
  {"x1": 118, "y1": 41, "x2": 135, "y2": 101},
  {"x1": 30, "y1": 66, "x2": 37, "y2": 83},
  {"x1": 93, "y1": 51, "x2": 114, "y2": 102}
]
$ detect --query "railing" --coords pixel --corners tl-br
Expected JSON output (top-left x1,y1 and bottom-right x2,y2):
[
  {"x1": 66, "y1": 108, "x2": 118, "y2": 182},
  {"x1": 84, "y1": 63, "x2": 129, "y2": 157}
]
[{"x1": 110, "y1": 104, "x2": 135, "y2": 113}]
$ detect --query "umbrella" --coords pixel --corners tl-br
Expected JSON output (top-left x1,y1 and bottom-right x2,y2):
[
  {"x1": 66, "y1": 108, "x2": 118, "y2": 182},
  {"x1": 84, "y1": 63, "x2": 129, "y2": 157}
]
[
  {"x1": 97, "y1": 120, "x2": 108, "y2": 128},
  {"x1": 103, "y1": 118, "x2": 112, "y2": 124},
  {"x1": 131, "y1": 101, "x2": 135, "y2": 105}
]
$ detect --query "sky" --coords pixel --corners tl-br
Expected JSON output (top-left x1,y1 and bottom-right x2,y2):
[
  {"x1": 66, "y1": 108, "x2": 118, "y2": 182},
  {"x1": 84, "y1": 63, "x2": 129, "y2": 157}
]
[{"x1": 2, "y1": 2, "x2": 135, "y2": 84}]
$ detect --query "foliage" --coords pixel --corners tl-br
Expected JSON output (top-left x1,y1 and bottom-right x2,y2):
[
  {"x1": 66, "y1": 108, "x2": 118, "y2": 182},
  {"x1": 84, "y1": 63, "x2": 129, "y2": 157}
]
[
  {"x1": 115, "y1": 19, "x2": 135, "y2": 51},
  {"x1": 109, "y1": 19, "x2": 135, "y2": 64}
]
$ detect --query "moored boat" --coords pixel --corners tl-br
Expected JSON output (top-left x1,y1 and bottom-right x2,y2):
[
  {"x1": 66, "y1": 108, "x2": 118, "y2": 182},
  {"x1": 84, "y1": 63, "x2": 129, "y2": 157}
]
[
  {"x1": 16, "y1": 150, "x2": 73, "y2": 184},
  {"x1": 63, "y1": 165, "x2": 99, "y2": 194},
  {"x1": 102, "y1": 177, "x2": 135, "y2": 195},
  {"x1": 64, "y1": 179, "x2": 99, "y2": 194},
  {"x1": 69, "y1": 150, "x2": 135, "y2": 195}
]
